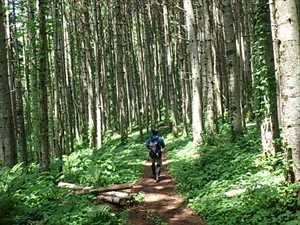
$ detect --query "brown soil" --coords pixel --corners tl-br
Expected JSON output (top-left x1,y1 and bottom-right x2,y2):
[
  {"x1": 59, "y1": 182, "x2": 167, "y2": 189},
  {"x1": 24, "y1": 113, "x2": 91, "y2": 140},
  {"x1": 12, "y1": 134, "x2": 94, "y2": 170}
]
[{"x1": 128, "y1": 158, "x2": 205, "y2": 225}]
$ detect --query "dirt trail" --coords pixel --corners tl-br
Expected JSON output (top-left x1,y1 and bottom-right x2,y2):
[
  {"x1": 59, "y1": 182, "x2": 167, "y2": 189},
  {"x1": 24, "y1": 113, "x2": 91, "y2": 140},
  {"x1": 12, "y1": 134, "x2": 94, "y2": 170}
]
[{"x1": 128, "y1": 158, "x2": 205, "y2": 225}]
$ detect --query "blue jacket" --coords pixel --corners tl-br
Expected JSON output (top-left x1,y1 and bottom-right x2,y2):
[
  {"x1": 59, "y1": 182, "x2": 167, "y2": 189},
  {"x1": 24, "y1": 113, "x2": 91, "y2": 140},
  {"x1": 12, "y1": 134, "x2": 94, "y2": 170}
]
[{"x1": 145, "y1": 135, "x2": 165, "y2": 151}]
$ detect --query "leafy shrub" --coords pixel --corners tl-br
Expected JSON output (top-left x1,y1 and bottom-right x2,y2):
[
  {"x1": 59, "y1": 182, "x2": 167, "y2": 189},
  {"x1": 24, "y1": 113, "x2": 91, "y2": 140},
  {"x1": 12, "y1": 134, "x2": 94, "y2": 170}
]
[
  {"x1": 167, "y1": 128, "x2": 299, "y2": 225},
  {"x1": 0, "y1": 132, "x2": 147, "y2": 225},
  {"x1": 0, "y1": 191, "x2": 21, "y2": 225},
  {"x1": 63, "y1": 137, "x2": 147, "y2": 186}
]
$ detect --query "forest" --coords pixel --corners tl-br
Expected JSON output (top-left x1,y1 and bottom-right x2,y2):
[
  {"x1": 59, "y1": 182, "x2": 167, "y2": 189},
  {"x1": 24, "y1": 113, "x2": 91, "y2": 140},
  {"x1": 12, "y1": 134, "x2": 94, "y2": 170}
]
[{"x1": 0, "y1": 0, "x2": 300, "y2": 224}]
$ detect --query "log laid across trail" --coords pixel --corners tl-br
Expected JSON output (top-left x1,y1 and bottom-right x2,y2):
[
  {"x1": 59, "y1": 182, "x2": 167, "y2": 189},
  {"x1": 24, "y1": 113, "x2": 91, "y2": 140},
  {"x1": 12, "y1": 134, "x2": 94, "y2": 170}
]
[
  {"x1": 58, "y1": 181, "x2": 134, "y2": 194},
  {"x1": 58, "y1": 181, "x2": 136, "y2": 205}
]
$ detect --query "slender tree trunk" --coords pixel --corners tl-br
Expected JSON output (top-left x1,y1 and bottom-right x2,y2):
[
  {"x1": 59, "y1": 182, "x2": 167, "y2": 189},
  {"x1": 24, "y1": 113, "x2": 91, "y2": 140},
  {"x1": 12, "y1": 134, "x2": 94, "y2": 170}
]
[
  {"x1": 163, "y1": 0, "x2": 177, "y2": 132},
  {"x1": 15, "y1": 68, "x2": 28, "y2": 165}
]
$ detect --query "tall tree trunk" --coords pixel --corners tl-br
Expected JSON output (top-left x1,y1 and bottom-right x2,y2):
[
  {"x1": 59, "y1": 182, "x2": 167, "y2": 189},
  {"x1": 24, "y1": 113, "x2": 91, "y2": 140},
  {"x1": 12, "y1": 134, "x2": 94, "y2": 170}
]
[
  {"x1": 224, "y1": 0, "x2": 242, "y2": 137},
  {"x1": 184, "y1": 0, "x2": 204, "y2": 146},
  {"x1": 15, "y1": 67, "x2": 28, "y2": 165},
  {"x1": 162, "y1": 0, "x2": 174, "y2": 130},
  {"x1": 272, "y1": 0, "x2": 300, "y2": 182},
  {"x1": 8, "y1": 0, "x2": 28, "y2": 165},
  {"x1": 38, "y1": 0, "x2": 50, "y2": 170},
  {"x1": 0, "y1": 0, "x2": 17, "y2": 167},
  {"x1": 252, "y1": 0, "x2": 279, "y2": 155},
  {"x1": 204, "y1": 0, "x2": 215, "y2": 133}
]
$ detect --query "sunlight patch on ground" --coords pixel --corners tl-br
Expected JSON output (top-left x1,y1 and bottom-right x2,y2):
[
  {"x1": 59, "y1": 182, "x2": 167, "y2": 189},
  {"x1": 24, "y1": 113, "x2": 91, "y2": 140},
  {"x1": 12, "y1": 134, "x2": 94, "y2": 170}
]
[
  {"x1": 173, "y1": 142, "x2": 199, "y2": 161},
  {"x1": 146, "y1": 193, "x2": 170, "y2": 202},
  {"x1": 165, "y1": 136, "x2": 194, "y2": 156},
  {"x1": 237, "y1": 170, "x2": 285, "y2": 188},
  {"x1": 154, "y1": 186, "x2": 165, "y2": 190}
]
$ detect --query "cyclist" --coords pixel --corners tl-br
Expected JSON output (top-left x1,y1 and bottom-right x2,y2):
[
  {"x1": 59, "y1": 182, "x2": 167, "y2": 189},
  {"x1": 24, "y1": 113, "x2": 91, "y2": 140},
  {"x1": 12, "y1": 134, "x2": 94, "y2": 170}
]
[{"x1": 144, "y1": 130, "x2": 165, "y2": 182}]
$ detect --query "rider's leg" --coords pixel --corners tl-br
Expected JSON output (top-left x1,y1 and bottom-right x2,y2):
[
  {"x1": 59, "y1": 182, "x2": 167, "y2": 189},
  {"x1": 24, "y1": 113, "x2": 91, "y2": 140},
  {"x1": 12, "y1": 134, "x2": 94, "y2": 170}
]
[
  {"x1": 157, "y1": 156, "x2": 162, "y2": 177},
  {"x1": 151, "y1": 158, "x2": 156, "y2": 177}
]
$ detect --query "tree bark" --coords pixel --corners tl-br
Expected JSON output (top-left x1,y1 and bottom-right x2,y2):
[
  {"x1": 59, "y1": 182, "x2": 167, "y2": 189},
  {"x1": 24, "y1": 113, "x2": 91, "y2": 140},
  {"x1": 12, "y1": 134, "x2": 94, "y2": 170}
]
[
  {"x1": 184, "y1": 0, "x2": 204, "y2": 145},
  {"x1": 38, "y1": 0, "x2": 50, "y2": 170},
  {"x1": 0, "y1": 0, "x2": 17, "y2": 167},
  {"x1": 272, "y1": 0, "x2": 300, "y2": 181},
  {"x1": 224, "y1": 0, "x2": 242, "y2": 137}
]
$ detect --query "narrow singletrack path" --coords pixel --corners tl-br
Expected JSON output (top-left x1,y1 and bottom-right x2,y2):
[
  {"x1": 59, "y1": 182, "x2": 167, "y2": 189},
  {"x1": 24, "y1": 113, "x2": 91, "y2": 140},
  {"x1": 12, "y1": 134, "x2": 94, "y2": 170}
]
[{"x1": 128, "y1": 157, "x2": 205, "y2": 225}]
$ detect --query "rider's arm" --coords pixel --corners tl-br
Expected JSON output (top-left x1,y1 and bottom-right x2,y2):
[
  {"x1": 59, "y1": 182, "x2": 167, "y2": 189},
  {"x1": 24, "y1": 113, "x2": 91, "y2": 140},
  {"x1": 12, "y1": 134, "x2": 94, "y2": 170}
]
[
  {"x1": 159, "y1": 137, "x2": 165, "y2": 148},
  {"x1": 144, "y1": 138, "x2": 151, "y2": 150},
  {"x1": 159, "y1": 137, "x2": 165, "y2": 151}
]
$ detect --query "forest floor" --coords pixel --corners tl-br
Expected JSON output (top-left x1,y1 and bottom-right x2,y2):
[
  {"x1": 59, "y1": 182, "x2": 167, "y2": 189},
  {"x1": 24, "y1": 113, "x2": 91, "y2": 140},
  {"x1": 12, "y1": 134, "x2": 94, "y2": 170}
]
[
  {"x1": 1, "y1": 128, "x2": 298, "y2": 225},
  {"x1": 127, "y1": 157, "x2": 205, "y2": 225}
]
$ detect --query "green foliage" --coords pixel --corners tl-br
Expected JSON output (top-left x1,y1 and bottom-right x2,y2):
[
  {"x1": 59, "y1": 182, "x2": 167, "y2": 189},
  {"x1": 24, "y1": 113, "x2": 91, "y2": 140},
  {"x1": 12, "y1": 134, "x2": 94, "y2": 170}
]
[
  {"x1": 0, "y1": 190, "x2": 21, "y2": 225},
  {"x1": 146, "y1": 211, "x2": 167, "y2": 225},
  {"x1": 251, "y1": 0, "x2": 277, "y2": 121},
  {"x1": 286, "y1": 212, "x2": 300, "y2": 225},
  {"x1": 0, "y1": 163, "x2": 123, "y2": 225},
  {"x1": 63, "y1": 133, "x2": 147, "y2": 186},
  {"x1": 166, "y1": 128, "x2": 299, "y2": 225},
  {"x1": 0, "y1": 132, "x2": 147, "y2": 225},
  {"x1": 133, "y1": 192, "x2": 145, "y2": 204}
]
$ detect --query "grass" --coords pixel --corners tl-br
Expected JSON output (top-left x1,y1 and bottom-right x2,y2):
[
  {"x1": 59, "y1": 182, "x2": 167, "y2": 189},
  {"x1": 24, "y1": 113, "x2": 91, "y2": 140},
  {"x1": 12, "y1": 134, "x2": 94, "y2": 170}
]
[
  {"x1": 166, "y1": 127, "x2": 300, "y2": 225},
  {"x1": 0, "y1": 131, "x2": 148, "y2": 225}
]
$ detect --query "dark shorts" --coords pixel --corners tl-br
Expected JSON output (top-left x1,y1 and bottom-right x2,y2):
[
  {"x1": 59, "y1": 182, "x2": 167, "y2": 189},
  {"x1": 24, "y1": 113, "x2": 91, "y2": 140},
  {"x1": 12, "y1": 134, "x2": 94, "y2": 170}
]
[{"x1": 149, "y1": 152, "x2": 162, "y2": 166}]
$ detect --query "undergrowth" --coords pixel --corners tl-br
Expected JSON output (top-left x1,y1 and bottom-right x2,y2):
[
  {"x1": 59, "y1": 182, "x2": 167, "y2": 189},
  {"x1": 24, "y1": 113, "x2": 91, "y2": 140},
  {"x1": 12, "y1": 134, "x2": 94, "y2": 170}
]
[
  {"x1": 2, "y1": 125, "x2": 299, "y2": 225},
  {"x1": 166, "y1": 125, "x2": 300, "y2": 225},
  {"x1": 0, "y1": 131, "x2": 147, "y2": 225}
]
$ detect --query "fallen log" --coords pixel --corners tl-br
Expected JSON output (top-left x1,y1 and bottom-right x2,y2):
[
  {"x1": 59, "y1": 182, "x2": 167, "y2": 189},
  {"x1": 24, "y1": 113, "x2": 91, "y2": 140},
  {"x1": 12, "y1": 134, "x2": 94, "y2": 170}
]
[
  {"x1": 58, "y1": 181, "x2": 134, "y2": 195},
  {"x1": 89, "y1": 183, "x2": 134, "y2": 194},
  {"x1": 58, "y1": 182, "x2": 93, "y2": 191},
  {"x1": 58, "y1": 182, "x2": 137, "y2": 205},
  {"x1": 95, "y1": 191, "x2": 134, "y2": 205}
]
